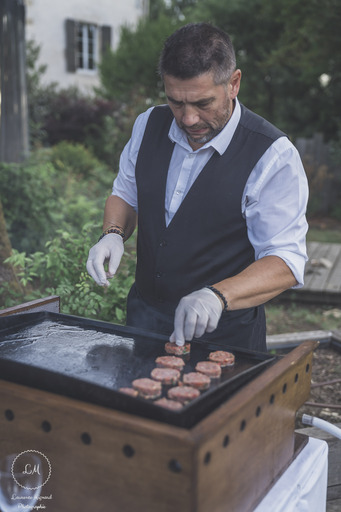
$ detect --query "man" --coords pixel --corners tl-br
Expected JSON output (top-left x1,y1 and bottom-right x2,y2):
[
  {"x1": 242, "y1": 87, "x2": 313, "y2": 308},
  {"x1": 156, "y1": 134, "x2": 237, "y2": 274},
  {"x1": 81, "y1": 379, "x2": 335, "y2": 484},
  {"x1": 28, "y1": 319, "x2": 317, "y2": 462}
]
[{"x1": 87, "y1": 23, "x2": 308, "y2": 352}]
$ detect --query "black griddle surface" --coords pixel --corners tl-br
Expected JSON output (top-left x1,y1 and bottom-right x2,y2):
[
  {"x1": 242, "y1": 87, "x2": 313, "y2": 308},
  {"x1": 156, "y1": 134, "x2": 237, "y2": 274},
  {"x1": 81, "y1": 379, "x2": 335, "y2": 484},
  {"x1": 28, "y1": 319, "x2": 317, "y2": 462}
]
[{"x1": 0, "y1": 312, "x2": 276, "y2": 428}]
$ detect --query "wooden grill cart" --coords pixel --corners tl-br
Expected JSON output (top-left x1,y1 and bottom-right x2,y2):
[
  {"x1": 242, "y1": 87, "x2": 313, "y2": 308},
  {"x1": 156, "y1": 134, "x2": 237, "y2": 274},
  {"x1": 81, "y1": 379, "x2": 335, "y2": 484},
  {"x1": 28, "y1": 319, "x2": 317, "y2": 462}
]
[{"x1": 0, "y1": 311, "x2": 317, "y2": 512}]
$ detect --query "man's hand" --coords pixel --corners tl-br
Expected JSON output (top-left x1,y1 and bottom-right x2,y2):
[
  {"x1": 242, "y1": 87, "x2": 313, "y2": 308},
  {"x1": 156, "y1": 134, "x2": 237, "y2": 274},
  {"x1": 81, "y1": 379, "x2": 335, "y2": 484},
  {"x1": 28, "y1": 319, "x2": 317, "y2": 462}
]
[
  {"x1": 86, "y1": 233, "x2": 124, "y2": 286},
  {"x1": 170, "y1": 287, "x2": 223, "y2": 346}
]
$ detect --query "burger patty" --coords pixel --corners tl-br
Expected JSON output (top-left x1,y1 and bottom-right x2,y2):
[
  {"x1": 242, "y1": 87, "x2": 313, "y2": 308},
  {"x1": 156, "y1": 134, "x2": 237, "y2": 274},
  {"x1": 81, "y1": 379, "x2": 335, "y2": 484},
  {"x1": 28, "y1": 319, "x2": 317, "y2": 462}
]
[
  {"x1": 155, "y1": 355, "x2": 185, "y2": 371},
  {"x1": 208, "y1": 350, "x2": 235, "y2": 367},
  {"x1": 195, "y1": 361, "x2": 222, "y2": 378},
  {"x1": 164, "y1": 341, "x2": 191, "y2": 356},
  {"x1": 151, "y1": 367, "x2": 181, "y2": 386},
  {"x1": 167, "y1": 385, "x2": 200, "y2": 404},
  {"x1": 119, "y1": 387, "x2": 139, "y2": 397},
  {"x1": 132, "y1": 378, "x2": 162, "y2": 399},
  {"x1": 154, "y1": 398, "x2": 183, "y2": 410},
  {"x1": 183, "y1": 371, "x2": 211, "y2": 390}
]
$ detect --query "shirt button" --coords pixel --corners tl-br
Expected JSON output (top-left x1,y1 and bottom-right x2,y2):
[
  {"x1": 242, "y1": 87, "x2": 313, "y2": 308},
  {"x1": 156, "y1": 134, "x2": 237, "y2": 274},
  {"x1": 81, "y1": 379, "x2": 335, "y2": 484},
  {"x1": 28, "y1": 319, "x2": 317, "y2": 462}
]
[
  {"x1": 159, "y1": 240, "x2": 167, "y2": 247},
  {"x1": 156, "y1": 272, "x2": 162, "y2": 278}
]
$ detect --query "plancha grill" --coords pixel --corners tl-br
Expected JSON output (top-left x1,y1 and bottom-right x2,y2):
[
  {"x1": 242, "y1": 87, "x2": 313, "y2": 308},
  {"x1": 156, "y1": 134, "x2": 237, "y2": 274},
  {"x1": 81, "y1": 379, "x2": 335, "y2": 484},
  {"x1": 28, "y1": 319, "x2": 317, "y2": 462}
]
[
  {"x1": 0, "y1": 311, "x2": 317, "y2": 512},
  {"x1": 0, "y1": 311, "x2": 276, "y2": 428}
]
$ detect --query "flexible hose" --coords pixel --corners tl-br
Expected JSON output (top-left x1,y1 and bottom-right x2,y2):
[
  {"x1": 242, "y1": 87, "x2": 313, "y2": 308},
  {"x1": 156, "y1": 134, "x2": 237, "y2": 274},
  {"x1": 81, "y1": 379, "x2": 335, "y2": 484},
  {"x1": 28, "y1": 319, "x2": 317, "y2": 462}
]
[{"x1": 302, "y1": 414, "x2": 341, "y2": 440}]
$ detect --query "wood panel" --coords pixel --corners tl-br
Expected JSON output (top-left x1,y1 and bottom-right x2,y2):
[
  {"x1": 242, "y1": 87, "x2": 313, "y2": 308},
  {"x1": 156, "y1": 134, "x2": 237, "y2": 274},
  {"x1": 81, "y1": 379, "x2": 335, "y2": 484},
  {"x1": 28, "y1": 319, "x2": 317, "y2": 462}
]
[
  {"x1": 0, "y1": 296, "x2": 60, "y2": 316},
  {"x1": 305, "y1": 243, "x2": 341, "y2": 291},
  {"x1": 0, "y1": 379, "x2": 195, "y2": 512},
  {"x1": 280, "y1": 242, "x2": 341, "y2": 305}
]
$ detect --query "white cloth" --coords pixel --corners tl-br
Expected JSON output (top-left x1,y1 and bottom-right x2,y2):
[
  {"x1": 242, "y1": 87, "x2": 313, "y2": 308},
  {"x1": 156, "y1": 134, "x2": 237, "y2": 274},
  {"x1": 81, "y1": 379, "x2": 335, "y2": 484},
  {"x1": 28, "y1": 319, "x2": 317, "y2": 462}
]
[
  {"x1": 112, "y1": 99, "x2": 309, "y2": 287},
  {"x1": 254, "y1": 437, "x2": 328, "y2": 512}
]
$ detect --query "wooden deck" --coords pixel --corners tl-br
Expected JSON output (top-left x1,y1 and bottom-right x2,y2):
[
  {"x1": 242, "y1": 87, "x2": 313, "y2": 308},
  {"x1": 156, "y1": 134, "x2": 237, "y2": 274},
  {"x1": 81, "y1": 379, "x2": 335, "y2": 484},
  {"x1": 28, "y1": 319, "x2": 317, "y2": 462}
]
[{"x1": 281, "y1": 242, "x2": 341, "y2": 305}]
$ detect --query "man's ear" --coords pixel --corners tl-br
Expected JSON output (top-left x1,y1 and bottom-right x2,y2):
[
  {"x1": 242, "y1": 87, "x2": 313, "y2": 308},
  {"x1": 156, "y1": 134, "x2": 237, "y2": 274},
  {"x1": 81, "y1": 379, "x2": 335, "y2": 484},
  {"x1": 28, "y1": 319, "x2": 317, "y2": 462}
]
[{"x1": 229, "y1": 69, "x2": 242, "y2": 99}]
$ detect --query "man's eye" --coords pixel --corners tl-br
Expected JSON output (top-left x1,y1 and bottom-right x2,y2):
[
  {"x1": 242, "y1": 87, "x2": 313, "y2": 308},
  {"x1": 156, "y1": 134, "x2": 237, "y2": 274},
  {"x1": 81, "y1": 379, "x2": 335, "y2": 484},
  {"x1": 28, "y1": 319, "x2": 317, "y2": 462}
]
[
  {"x1": 197, "y1": 102, "x2": 210, "y2": 109},
  {"x1": 169, "y1": 100, "x2": 183, "y2": 108}
]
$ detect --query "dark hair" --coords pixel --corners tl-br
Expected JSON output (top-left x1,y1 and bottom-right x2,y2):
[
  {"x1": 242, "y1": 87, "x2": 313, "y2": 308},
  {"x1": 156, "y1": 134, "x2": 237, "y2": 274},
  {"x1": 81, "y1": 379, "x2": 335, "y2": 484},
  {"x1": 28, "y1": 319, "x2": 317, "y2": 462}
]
[{"x1": 158, "y1": 23, "x2": 236, "y2": 84}]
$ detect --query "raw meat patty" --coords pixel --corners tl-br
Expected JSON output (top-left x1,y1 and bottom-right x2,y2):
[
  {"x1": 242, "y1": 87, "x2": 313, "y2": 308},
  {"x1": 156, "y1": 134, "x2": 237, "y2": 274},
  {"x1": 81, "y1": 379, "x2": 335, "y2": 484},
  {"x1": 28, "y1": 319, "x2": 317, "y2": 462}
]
[
  {"x1": 195, "y1": 361, "x2": 222, "y2": 378},
  {"x1": 155, "y1": 355, "x2": 185, "y2": 371},
  {"x1": 167, "y1": 385, "x2": 200, "y2": 404},
  {"x1": 151, "y1": 367, "x2": 181, "y2": 385},
  {"x1": 183, "y1": 371, "x2": 211, "y2": 390},
  {"x1": 208, "y1": 350, "x2": 235, "y2": 367},
  {"x1": 132, "y1": 378, "x2": 162, "y2": 399},
  {"x1": 154, "y1": 398, "x2": 183, "y2": 410},
  {"x1": 164, "y1": 341, "x2": 191, "y2": 356},
  {"x1": 119, "y1": 387, "x2": 139, "y2": 397}
]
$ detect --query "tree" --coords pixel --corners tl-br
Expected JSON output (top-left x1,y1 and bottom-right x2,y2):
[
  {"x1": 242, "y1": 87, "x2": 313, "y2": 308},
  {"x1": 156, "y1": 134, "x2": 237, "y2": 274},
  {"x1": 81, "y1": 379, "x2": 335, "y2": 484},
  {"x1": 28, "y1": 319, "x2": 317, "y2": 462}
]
[
  {"x1": 99, "y1": 0, "x2": 199, "y2": 103},
  {"x1": 25, "y1": 39, "x2": 58, "y2": 148},
  {"x1": 99, "y1": 0, "x2": 341, "y2": 141},
  {"x1": 149, "y1": 0, "x2": 197, "y2": 21},
  {"x1": 0, "y1": 0, "x2": 29, "y2": 162},
  {"x1": 0, "y1": 0, "x2": 29, "y2": 303},
  {"x1": 263, "y1": 0, "x2": 341, "y2": 140},
  {"x1": 98, "y1": 15, "x2": 181, "y2": 102},
  {"x1": 149, "y1": 0, "x2": 169, "y2": 20},
  {"x1": 189, "y1": 0, "x2": 341, "y2": 141}
]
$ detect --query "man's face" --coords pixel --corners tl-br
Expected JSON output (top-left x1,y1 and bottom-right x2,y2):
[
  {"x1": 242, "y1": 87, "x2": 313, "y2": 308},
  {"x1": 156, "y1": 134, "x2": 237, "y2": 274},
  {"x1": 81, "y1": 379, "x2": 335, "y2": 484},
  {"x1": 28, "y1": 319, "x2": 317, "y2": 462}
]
[{"x1": 164, "y1": 70, "x2": 241, "y2": 151}]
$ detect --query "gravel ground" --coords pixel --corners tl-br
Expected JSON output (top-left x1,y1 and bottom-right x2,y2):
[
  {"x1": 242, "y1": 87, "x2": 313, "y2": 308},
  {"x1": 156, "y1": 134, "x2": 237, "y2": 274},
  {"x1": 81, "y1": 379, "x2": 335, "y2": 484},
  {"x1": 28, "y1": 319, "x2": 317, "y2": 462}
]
[{"x1": 296, "y1": 345, "x2": 341, "y2": 428}]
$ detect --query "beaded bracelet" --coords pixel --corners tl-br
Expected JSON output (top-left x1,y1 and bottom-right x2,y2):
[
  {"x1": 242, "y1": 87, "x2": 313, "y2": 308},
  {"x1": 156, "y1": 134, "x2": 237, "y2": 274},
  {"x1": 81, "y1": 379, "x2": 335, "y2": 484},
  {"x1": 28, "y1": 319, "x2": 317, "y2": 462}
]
[
  {"x1": 206, "y1": 285, "x2": 228, "y2": 312},
  {"x1": 98, "y1": 225, "x2": 125, "y2": 242}
]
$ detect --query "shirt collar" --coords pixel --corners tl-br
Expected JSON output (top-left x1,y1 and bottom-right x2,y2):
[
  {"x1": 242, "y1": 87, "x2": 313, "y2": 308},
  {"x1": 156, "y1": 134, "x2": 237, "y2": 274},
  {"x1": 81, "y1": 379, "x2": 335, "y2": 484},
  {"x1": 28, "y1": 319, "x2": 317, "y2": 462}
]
[{"x1": 168, "y1": 98, "x2": 241, "y2": 155}]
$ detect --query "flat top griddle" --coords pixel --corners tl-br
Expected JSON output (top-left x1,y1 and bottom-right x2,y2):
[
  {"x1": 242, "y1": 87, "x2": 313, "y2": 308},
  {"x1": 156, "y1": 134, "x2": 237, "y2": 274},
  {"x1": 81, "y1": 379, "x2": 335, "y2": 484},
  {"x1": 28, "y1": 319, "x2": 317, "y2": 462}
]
[{"x1": 0, "y1": 312, "x2": 276, "y2": 428}]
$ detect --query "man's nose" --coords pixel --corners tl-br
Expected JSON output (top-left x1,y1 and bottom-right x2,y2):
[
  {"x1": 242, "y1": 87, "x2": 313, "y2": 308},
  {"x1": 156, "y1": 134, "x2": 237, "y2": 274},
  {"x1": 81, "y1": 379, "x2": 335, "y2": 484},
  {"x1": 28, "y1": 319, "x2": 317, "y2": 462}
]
[{"x1": 181, "y1": 105, "x2": 200, "y2": 126}]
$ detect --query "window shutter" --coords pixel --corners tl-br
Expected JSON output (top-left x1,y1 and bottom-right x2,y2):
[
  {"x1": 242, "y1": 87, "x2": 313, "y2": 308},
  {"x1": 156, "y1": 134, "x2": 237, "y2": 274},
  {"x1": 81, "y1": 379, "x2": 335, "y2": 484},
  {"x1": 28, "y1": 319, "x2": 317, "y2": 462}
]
[
  {"x1": 101, "y1": 25, "x2": 112, "y2": 55},
  {"x1": 65, "y1": 19, "x2": 76, "y2": 72}
]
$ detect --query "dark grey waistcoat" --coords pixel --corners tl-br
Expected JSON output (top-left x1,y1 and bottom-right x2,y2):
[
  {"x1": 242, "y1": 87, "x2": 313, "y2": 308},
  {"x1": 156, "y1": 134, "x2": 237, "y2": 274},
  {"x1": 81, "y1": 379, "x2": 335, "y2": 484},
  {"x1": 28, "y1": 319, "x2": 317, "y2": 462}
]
[{"x1": 130, "y1": 104, "x2": 285, "y2": 349}]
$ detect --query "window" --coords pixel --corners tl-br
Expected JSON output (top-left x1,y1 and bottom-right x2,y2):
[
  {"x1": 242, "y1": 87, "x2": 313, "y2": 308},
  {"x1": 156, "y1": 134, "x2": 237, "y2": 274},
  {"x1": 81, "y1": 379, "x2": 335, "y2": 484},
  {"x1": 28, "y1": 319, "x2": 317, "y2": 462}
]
[
  {"x1": 76, "y1": 22, "x2": 96, "y2": 70},
  {"x1": 65, "y1": 19, "x2": 111, "y2": 73}
]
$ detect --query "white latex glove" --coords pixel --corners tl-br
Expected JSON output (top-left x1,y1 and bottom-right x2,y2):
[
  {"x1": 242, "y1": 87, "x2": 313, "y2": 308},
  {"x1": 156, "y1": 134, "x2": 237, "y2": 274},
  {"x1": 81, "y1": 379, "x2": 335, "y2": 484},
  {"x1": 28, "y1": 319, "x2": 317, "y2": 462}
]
[
  {"x1": 169, "y1": 287, "x2": 223, "y2": 346},
  {"x1": 86, "y1": 233, "x2": 124, "y2": 286}
]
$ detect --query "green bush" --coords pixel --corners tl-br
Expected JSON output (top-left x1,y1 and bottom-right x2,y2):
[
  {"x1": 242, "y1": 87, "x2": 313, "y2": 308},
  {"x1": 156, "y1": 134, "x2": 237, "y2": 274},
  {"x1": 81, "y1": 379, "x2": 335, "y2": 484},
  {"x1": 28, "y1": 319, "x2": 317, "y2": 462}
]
[
  {"x1": 4, "y1": 226, "x2": 136, "y2": 324},
  {"x1": 1, "y1": 140, "x2": 131, "y2": 322},
  {"x1": 49, "y1": 141, "x2": 113, "y2": 194},
  {"x1": 0, "y1": 144, "x2": 113, "y2": 254},
  {"x1": 0, "y1": 158, "x2": 58, "y2": 253}
]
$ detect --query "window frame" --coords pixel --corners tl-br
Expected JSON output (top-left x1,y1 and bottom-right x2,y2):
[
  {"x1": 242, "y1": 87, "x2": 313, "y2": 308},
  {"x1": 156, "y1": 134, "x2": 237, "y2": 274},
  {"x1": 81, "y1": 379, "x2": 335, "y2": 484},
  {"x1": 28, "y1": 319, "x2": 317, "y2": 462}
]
[
  {"x1": 75, "y1": 21, "x2": 97, "y2": 72},
  {"x1": 65, "y1": 19, "x2": 111, "y2": 74}
]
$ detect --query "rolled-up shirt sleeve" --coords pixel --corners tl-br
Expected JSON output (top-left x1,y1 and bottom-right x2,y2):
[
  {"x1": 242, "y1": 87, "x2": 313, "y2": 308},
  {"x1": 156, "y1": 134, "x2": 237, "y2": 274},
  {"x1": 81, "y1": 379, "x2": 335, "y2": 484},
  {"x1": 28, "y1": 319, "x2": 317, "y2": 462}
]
[
  {"x1": 243, "y1": 137, "x2": 309, "y2": 288},
  {"x1": 112, "y1": 107, "x2": 154, "y2": 211}
]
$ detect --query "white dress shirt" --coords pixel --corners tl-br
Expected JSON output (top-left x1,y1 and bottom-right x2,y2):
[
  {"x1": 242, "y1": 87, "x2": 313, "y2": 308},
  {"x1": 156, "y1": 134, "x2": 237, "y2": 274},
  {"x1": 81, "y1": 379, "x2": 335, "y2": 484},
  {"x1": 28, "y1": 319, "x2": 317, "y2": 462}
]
[{"x1": 112, "y1": 99, "x2": 309, "y2": 287}]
